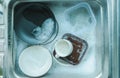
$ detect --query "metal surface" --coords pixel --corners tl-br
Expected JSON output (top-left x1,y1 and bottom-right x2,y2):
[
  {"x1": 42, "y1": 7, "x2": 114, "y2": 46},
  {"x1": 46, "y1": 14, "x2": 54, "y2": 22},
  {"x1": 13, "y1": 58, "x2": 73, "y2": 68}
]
[
  {"x1": 0, "y1": 0, "x2": 119, "y2": 78},
  {"x1": 108, "y1": 0, "x2": 119, "y2": 78},
  {"x1": 0, "y1": 1, "x2": 5, "y2": 78}
]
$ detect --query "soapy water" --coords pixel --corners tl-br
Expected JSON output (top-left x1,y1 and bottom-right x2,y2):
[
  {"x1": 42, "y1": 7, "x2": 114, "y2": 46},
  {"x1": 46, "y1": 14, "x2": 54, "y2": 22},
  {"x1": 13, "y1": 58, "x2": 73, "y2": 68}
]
[
  {"x1": 46, "y1": 3, "x2": 99, "y2": 76},
  {"x1": 63, "y1": 2, "x2": 96, "y2": 35},
  {"x1": 14, "y1": 2, "x2": 102, "y2": 77},
  {"x1": 32, "y1": 18, "x2": 54, "y2": 41},
  {"x1": 66, "y1": 8, "x2": 90, "y2": 29}
]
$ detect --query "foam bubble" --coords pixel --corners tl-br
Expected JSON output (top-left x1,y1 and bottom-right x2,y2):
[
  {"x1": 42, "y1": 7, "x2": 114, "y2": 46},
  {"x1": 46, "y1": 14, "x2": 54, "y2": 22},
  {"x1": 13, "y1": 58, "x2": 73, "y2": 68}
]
[{"x1": 32, "y1": 18, "x2": 54, "y2": 42}]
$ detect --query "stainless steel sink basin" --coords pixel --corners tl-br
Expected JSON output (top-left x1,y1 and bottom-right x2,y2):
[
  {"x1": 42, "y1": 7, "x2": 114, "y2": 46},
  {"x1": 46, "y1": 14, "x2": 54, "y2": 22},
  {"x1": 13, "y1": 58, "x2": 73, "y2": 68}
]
[{"x1": 1, "y1": 0, "x2": 119, "y2": 78}]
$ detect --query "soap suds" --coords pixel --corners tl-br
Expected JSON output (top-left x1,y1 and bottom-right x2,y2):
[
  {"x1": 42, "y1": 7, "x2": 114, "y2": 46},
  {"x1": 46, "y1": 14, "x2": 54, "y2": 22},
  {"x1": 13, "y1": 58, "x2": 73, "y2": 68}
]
[{"x1": 14, "y1": 2, "x2": 102, "y2": 77}]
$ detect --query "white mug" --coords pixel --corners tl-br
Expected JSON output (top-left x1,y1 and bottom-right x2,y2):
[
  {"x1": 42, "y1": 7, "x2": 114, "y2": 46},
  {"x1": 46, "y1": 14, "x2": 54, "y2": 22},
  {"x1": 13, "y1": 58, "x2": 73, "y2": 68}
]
[{"x1": 54, "y1": 39, "x2": 73, "y2": 58}]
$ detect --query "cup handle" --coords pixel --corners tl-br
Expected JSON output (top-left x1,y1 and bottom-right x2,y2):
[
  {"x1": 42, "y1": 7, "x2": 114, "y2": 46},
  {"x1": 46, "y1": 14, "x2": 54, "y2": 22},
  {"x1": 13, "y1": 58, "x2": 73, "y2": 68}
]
[{"x1": 55, "y1": 54, "x2": 60, "y2": 58}]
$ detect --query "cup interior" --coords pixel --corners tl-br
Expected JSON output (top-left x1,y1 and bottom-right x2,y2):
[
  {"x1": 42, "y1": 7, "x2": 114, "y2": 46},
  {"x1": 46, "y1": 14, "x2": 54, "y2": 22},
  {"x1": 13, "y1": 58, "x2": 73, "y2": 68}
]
[{"x1": 55, "y1": 39, "x2": 73, "y2": 57}]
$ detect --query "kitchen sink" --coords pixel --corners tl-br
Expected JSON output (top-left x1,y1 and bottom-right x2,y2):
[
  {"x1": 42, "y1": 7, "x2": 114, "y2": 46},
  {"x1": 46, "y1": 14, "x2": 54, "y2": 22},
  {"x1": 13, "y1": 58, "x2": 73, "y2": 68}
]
[{"x1": 0, "y1": 0, "x2": 119, "y2": 78}]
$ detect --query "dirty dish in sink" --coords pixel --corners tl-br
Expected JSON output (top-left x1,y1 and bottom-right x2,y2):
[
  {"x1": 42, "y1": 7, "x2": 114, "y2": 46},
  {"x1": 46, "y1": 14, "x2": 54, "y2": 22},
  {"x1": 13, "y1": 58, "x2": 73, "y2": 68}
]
[
  {"x1": 64, "y1": 2, "x2": 96, "y2": 33},
  {"x1": 18, "y1": 45, "x2": 52, "y2": 77},
  {"x1": 54, "y1": 39, "x2": 73, "y2": 58},
  {"x1": 14, "y1": 3, "x2": 58, "y2": 45},
  {"x1": 53, "y1": 33, "x2": 88, "y2": 66}
]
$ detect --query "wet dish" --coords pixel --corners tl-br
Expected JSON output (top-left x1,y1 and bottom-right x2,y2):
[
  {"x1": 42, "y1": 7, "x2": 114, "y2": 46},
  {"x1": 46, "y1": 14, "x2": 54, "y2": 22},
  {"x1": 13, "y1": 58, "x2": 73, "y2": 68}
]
[
  {"x1": 14, "y1": 3, "x2": 58, "y2": 45},
  {"x1": 18, "y1": 45, "x2": 52, "y2": 77}
]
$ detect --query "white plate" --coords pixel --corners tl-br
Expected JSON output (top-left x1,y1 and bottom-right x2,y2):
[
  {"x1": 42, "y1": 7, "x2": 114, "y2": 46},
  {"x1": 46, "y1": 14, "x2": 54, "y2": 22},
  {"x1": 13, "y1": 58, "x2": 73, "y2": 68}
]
[{"x1": 18, "y1": 45, "x2": 52, "y2": 77}]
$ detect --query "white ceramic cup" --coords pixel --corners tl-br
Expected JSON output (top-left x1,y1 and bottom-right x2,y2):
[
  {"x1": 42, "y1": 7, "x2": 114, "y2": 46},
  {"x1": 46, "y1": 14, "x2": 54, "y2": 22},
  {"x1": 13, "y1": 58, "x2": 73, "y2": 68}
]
[{"x1": 54, "y1": 39, "x2": 73, "y2": 58}]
